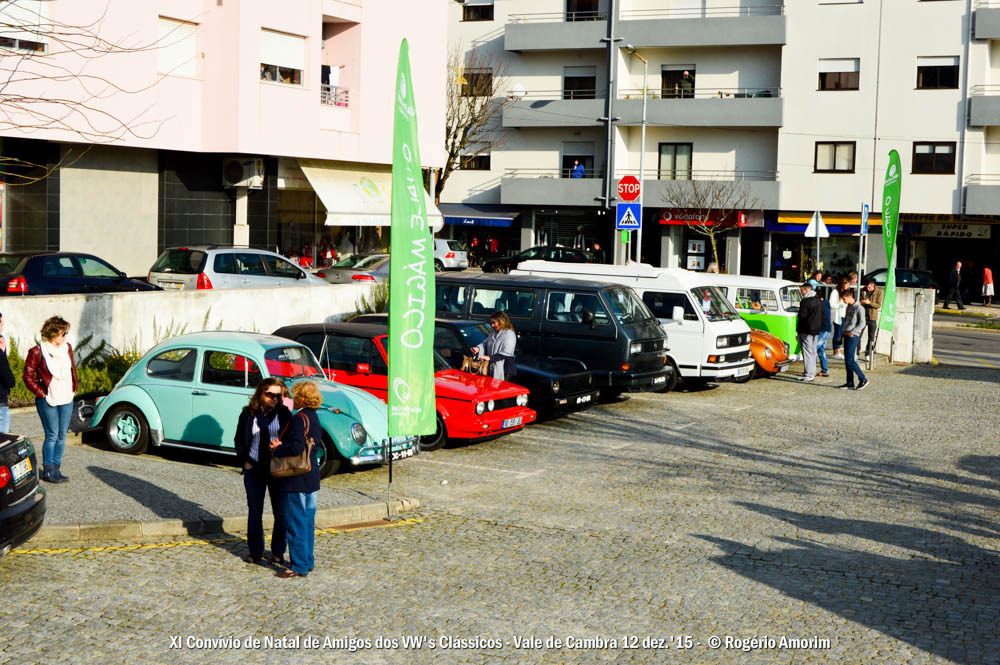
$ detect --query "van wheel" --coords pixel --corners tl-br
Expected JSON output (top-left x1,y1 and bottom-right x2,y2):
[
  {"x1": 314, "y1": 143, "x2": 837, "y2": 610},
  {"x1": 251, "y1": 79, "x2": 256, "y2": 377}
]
[
  {"x1": 734, "y1": 365, "x2": 756, "y2": 384},
  {"x1": 655, "y1": 359, "x2": 680, "y2": 393},
  {"x1": 599, "y1": 388, "x2": 623, "y2": 402},
  {"x1": 105, "y1": 404, "x2": 149, "y2": 455},
  {"x1": 419, "y1": 414, "x2": 448, "y2": 452},
  {"x1": 317, "y1": 434, "x2": 342, "y2": 478},
  {"x1": 434, "y1": 260, "x2": 445, "y2": 272}
]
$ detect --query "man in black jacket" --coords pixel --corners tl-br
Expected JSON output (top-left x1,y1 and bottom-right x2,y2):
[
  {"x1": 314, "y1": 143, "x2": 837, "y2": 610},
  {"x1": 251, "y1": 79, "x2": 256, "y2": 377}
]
[
  {"x1": 796, "y1": 282, "x2": 824, "y2": 382},
  {"x1": 943, "y1": 260, "x2": 965, "y2": 310},
  {"x1": 0, "y1": 313, "x2": 16, "y2": 433}
]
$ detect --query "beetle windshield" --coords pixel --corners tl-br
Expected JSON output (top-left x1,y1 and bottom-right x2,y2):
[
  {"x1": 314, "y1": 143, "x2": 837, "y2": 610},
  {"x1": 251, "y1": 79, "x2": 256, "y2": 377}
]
[
  {"x1": 456, "y1": 322, "x2": 492, "y2": 348},
  {"x1": 691, "y1": 286, "x2": 741, "y2": 322},
  {"x1": 264, "y1": 346, "x2": 325, "y2": 379},
  {"x1": 602, "y1": 287, "x2": 657, "y2": 325}
]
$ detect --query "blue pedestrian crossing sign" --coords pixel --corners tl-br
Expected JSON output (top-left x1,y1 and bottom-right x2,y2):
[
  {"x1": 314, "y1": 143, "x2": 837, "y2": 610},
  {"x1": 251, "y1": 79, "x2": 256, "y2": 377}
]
[{"x1": 616, "y1": 203, "x2": 641, "y2": 230}]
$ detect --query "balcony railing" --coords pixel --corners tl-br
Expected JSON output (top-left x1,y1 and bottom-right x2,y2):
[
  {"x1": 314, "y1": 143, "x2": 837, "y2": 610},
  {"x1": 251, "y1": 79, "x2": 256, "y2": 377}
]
[
  {"x1": 970, "y1": 85, "x2": 1000, "y2": 96},
  {"x1": 965, "y1": 173, "x2": 1000, "y2": 184},
  {"x1": 508, "y1": 11, "x2": 607, "y2": 23},
  {"x1": 505, "y1": 168, "x2": 606, "y2": 179},
  {"x1": 616, "y1": 169, "x2": 779, "y2": 181},
  {"x1": 321, "y1": 85, "x2": 350, "y2": 107},
  {"x1": 620, "y1": 5, "x2": 783, "y2": 20},
  {"x1": 618, "y1": 87, "x2": 780, "y2": 100},
  {"x1": 506, "y1": 88, "x2": 607, "y2": 100},
  {"x1": 975, "y1": 0, "x2": 1000, "y2": 7}
]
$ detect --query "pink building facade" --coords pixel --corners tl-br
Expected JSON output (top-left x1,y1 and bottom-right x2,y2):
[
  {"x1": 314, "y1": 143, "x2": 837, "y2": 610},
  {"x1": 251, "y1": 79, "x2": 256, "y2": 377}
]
[{"x1": 0, "y1": 0, "x2": 446, "y2": 274}]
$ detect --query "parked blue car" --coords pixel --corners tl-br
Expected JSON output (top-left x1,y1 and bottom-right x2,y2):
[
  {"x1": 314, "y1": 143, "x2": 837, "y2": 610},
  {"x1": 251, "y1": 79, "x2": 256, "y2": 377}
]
[{"x1": 89, "y1": 332, "x2": 417, "y2": 477}]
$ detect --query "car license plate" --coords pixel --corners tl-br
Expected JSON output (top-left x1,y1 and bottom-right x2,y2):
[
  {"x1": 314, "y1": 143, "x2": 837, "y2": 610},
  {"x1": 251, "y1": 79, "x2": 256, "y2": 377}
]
[
  {"x1": 10, "y1": 457, "x2": 32, "y2": 483},
  {"x1": 502, "y1": 417, "x2": 523, "y2": 428},
  {"x1": 162, "y1": 282, "x2": 183, "y2": 290},
  {"x1": 652, "y1": 375, "x2": 666, "y2": 384},
  {"x1": 391, "y1": 446, "x2": 415, "y2": 461},
  {"x1": 736, "y1": 366, "x2": 750, "y2": 377},
  {"x1": 576, "y1": 394, "x2": 592, "y2": 405}
]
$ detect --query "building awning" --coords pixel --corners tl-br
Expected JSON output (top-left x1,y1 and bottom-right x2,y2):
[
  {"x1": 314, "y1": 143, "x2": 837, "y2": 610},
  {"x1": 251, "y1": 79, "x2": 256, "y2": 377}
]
[
  {"x1": 297, "y1": 159, "x2": 443, "y2": 232},
  {"x1": 438, "y1": 203, "x2": 521, "y2": 228}
]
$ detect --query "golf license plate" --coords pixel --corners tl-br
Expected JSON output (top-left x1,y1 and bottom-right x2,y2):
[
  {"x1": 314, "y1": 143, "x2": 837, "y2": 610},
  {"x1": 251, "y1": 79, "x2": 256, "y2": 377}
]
[
  {"x1": 502, "y1": 417, "x2": 523, "y2": 429},
  {"x1": 10, "y1": 457, "x2": 32, "y2": 483},
  {"x1": 391, "y1": 447, "x2": 415, "y2": 462}
]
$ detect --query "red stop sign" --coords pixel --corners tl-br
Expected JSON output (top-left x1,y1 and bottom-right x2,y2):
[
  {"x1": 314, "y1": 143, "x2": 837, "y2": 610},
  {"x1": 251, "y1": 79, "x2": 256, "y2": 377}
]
[{"x1": 618, "y1": 175, "x2": 640, "y2": 202}]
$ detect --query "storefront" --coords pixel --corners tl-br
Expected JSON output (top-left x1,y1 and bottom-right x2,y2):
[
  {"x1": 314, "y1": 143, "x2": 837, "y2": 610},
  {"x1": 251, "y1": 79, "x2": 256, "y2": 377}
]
[
  {"x1": 906, "y1": 215, "x2": 1000, "y2": 300},
  {"x1": 766, "y1": 212, "x2": 892, "y2": 282},
  {"x1": 437, "y1": 203, "x2": 523, "y2": 265},
  {"x1": 656, "y1": 208, "x2": 759, "y2": 272}
]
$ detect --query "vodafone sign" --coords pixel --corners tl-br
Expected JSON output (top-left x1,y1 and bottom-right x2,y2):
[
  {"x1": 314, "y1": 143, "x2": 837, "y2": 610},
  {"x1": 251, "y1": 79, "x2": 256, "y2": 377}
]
[{"x1": 617, "y1": 175, "x2": 640, "y2": 202}]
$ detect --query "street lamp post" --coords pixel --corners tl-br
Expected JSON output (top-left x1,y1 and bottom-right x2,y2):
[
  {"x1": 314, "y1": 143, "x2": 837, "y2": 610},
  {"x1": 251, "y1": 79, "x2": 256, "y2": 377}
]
[{"x1": 626, "y1": 44, "x2": 647, "y2": 263}]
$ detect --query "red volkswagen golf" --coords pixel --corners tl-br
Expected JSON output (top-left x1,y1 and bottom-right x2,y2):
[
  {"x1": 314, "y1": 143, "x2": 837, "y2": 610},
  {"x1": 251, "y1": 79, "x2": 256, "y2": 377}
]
[{"x1": 272, "y1": 323, "x2": 536, "y2": 452}]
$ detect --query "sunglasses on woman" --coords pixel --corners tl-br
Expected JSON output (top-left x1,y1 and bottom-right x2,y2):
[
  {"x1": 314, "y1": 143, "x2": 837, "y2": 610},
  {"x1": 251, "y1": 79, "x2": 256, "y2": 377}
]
[{"x1": 263, "y1": 390, "x2": 282, "y2": 399}]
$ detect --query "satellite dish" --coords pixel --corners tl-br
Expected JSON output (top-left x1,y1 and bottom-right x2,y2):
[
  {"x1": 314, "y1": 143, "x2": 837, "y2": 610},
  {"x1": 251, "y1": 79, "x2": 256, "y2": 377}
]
[{"x1": 510, "y1": 83, "x2": 526, "y2": 100}]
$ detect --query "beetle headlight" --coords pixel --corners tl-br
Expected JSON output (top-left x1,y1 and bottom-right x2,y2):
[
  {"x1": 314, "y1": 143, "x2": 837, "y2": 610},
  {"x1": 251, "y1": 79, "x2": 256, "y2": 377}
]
[
  {"x1": 516, "y1": 394, "x2": 528, "y2": 406},
  {"x1": 629, "y1": 342, "x2": 642, "y2": 354},
  {"x1": 475, "y1": 401, "x2": 485, "y2": 415},
  {"x1": 764, "y1": 348, "x2": 773, "y2": 359},
  {"x1": 487, "y1": 399, "x2": 495, "y2": 411},
  {"x1": 551, "y1": 380, "x2": 560, "y2": 394},
  {"x1": 783, "y1": 342, "x2": 790, "y2": 355},
  {"x1": 351, "y1": 423, "x2": 367, "y2": 445}
]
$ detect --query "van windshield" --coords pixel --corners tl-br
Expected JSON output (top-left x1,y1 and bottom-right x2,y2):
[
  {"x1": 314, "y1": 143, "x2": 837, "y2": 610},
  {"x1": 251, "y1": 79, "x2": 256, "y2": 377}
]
[
  {"x1": 691, "y1": 286, "x2": 741, "y2": 322},
  {"x1": 779, "y1": 285, "x2": 803, "y2": 312},
  {"x1": 602, "y1": 287, "x2": 656, "y2": 325}
]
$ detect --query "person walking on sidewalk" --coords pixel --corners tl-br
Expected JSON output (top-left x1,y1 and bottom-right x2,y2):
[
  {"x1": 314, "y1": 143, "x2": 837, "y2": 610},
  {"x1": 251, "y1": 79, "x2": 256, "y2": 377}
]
[
  {"x1": 796, "y1": 281, "x2": 823, "y2": 382},
  {"x1": 983, "y1": 264, "x2": 994, "y2": 307},
  {"x1": 859, "y1": 278, "x2": 883, "y2": 359},
  {"x1": 944, "y1": 261, "x2": 965, "y2": 310},
  {"x1": 0, "y1": 313, "x2": 15, "y2": 433},
  {"x1": 235, "y1": 377, "x2": 292, "y2": 566},
  {"x1": 23, "y1": 316, "x2": 78, "y2": 483},
  {"x1": 838, "y1": 289, "x2": 869, "y2": 391},
  {"x1": 269, "y1": 381, "x2": 322, "y2": 579}
]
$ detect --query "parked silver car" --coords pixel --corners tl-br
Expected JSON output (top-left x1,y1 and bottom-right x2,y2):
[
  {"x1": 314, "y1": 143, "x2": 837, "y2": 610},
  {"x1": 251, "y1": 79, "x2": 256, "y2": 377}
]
[
  {"x1": 314, "y1": 253, "x2": 390, "y2": 284},
  {"x1": 434, "y1": 239, "x2": 468, "y2": 271},
  {"x1": 147, "y1": 246, "x2": 329, "y2": 290}
]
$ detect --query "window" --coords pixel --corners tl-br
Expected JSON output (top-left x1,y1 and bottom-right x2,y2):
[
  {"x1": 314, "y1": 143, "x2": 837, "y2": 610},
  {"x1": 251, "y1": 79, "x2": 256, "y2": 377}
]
[
  {"x1": 563, "y1": 66, "x2": 597, "y2": 100},
  {"x1": 567, "y1": 0, "x2": 600, "y2": 21},
  {"x1": 309, "y1": 335, "x2": 374, "y2": 373},
  {"x1": 433, "y1": 327, "x2": 466, "y2": 368},
  {"x1": 461, "y1": 68, "x2": 493, "y2": 97},
  {"x1": 436, "y1": 284, "x2": 467, "y2": 313},
  {"x1": 814, "y1": 141, "x2": 856, "y2": 173},
  {"x1": 0, "y1": 0, "x2": 50, "y2": 54},
  {"x1": 916, "y1": 56, "x2": 959, "y2": 89},
  {"x1": 471, "y1": 288, "x2": 536, "y2": 318},
  {"x1": 158, "y1": 17, "x2": 197, "y2": 77},
  {"x1": 145, "y1": 348, "x2": 196, "y2": 382},
  {"x1": 562, "y1": 141, "x2": 595, "y2": 178},
  {"x1": 42, "y1": 256, "x2": 80, "y2": 278},
  {"x1": 912, "y1": 142, "x2": 955, "y2": 174},
  {"x1": 661, "y1": 66, "x2": 695, "y2": 99},
  {"x1": 818, "y1": 58, "x2": 859, "y2": 90},
  {"x1": 735, "y1": 288, "x2": 779, "y2": 312},
  {"x1": 0, "y1": 36, "x2": 46, "y2": 53},
  {"x1": 78, "y1": 256, "x2": 119, "y2": 278},
  {"x1": 264, "y1": 346, "x2": 324, "y2": 380},
  {"x1": 459, "y1": 153, "x2": 491, "y2": 170},
  {"x1": 658, "y1": 143, "x2": 693, "y2": 180},
  {"x1": 260, "y1": 29, "x2": 305, "y2": 86},
  {"x1": 202, "y1": 351, "x2": 261, "y2": 388},
  {"x1": 547, "y1": 291, "x2": 610, "y2": 325},
  {"x1": 642, "y1": 291, "x2": 698, "y2": 321},
  {"x1": 262, "y1": 254, "x2": 302, "y2": 278},
  {"x1": 462, "y1": 2, "x2": 494, "y2": 21}
]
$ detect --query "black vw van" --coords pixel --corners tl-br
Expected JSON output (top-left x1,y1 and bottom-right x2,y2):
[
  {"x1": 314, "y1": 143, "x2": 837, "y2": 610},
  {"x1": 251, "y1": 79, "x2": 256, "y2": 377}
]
[{"x1": 435, "y1": 273, "x2": 671, "y2": 398}]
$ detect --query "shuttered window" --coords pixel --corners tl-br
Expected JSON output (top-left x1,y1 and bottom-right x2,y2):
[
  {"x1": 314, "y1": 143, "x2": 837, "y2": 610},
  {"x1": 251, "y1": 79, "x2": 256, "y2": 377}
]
[{"x1": 158, "y1": 18, "x2": 198, "y2": 77}]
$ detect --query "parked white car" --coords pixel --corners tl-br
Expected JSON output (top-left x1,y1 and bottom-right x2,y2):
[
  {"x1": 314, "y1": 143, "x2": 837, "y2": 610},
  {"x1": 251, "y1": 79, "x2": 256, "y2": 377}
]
[
  {"x1": 434, "y1": 239, "x2": 469, "y2": 271},
  {"x1": 148, "y1": 246, "x2": 329, "y2": 290}
]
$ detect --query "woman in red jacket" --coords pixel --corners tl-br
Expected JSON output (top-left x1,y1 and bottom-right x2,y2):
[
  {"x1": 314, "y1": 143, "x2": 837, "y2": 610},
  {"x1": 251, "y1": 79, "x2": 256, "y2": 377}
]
[{"x1": 23, "y1": 316, "x2": 78, "y2": 483}]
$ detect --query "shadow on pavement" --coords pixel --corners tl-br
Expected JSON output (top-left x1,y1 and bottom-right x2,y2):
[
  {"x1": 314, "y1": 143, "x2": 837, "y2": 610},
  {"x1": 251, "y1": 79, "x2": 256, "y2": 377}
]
[{"x1": 900, "y1": 363, "x2": 1000, "y2": 383}]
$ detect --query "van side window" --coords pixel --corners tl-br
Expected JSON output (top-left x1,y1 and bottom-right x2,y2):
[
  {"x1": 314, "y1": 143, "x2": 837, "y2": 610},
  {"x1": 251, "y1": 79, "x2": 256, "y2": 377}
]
[
  {"x1": 735, "y1": 288, "x2": 777, "y2": 311},
  {"x1": 547, "y1": 291, "x2": 609, "y2": 325},
  {"x1": 642, "y1": 291, "x2": 698, "y2": 321},
  {"x1": 436, "y1": 284, "x2": 466, "y2": 313},
  {"x1": 471, "y1": 288, "x2": 536, "y2": 318}
]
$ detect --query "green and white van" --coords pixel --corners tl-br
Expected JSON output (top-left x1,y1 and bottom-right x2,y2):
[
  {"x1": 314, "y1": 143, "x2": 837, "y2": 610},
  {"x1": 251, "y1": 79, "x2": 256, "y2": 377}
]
[{"x1": 701, "y1": 274, "x2": 803, "y2": 359}]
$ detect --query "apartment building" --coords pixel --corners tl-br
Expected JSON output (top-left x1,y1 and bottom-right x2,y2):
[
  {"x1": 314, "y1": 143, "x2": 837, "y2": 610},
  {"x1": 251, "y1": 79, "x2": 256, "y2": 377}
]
[
  {"x1": 444, "y1": 0, "x2": 1000, "y2": 293},
  {"x1": 0, "y1": 0, "x2": 445, "y2": 275}
]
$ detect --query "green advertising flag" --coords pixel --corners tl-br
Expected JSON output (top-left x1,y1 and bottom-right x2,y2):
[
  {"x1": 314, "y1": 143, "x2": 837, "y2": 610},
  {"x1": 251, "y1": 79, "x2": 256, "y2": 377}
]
[
  {"x1": 879, "y1": 150, "x2": 902, "y2": 333},
  {"x1": 388, "y1": 39, "x2": 435, "y2": 436}
]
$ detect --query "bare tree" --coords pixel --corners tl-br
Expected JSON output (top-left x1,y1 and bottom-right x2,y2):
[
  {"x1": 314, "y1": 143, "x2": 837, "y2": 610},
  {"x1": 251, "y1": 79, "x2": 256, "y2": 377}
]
[
  {"x1": 432, "y1": 41, "x2": 510, "y2": 202},
  {"x1": 1, "y1": 0, "x2": 169, "y2": 183},
  {"x1": 659, "y1": 179, "x2": 762, "y2": 271}
]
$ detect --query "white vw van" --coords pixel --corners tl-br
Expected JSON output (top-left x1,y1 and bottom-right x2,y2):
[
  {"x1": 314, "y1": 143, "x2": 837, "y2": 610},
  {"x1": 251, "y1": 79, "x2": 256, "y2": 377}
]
[{"x1": 514, "y1": 262, "x2": 754, "y2": 389}]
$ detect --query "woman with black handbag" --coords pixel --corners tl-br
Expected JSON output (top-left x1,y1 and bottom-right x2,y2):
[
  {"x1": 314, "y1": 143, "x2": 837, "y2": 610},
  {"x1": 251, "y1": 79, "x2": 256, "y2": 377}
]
[
  {"x1": 269, "y1": 380, "x2": 322, "y2": 578},
  {"x1": 234, "y1": 378, "x2": 292, "y2": 565}
]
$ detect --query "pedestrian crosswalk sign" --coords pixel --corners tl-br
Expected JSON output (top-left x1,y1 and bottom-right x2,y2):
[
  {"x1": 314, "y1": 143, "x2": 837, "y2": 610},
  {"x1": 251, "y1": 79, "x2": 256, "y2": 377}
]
[{"x1": 616, "y1": 203, "x2": 641, "y2": 230}]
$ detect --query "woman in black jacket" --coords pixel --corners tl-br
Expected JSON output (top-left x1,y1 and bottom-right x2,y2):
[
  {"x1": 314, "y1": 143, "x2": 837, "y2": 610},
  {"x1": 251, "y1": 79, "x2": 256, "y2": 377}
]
[
  {"x1": 235, "y1": 378, "x2": 292, "y2": 564},
  {"x1": 270, "y1": 380, "x2": 322, "y2": 579}
]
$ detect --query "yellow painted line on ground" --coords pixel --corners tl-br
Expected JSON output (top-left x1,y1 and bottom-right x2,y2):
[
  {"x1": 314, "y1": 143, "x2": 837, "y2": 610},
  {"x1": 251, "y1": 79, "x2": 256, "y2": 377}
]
[
  {"x1": 961, "y1": 350, "x2": 997, "y2": 368},
  {"x1": 11, "y1": 518, "x2": 426, "y2": 556}
]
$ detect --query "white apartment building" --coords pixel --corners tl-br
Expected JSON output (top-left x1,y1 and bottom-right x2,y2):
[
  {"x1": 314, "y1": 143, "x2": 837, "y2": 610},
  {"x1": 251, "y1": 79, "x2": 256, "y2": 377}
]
[{"x1": 443, "y1": 0, "x2": 1000, "y2": 296}]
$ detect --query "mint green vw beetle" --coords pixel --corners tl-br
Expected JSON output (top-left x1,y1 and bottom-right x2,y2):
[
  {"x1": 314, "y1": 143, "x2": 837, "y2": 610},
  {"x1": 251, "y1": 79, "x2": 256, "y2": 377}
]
[{"x1": 89, "y1": 332, "x2": 417, "y2": 477}]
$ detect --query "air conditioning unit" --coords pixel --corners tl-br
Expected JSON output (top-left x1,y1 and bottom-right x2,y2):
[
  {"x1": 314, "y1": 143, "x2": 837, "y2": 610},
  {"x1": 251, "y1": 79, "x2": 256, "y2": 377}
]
[{"x1": 222, "y1": 158, "x2": 264, "y2": 189}]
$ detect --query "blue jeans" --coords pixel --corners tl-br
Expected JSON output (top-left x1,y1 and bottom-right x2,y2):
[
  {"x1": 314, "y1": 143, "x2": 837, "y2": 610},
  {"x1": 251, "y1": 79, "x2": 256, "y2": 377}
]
[
  {"x1": 37, "y1": 398, "x2": 73, "y2": 466},
  {"x1": 832, "y1": 322, "x2": 843, "y2": 350},
  {"x1": 844, "y1": 335, "x2": 866, "y2": 387},
  {"x1": 0, "y1": 405, "x2": 9, "y2": 433},
  {"x1": 243, "y1": 470, "x2": 287, "y2": 558},
  {"x1": 280, "y1": 491, "x2": 317, "y2": 575},
  {"x1": 816, "y1": 330, "x2": 831, "y2": 374}
]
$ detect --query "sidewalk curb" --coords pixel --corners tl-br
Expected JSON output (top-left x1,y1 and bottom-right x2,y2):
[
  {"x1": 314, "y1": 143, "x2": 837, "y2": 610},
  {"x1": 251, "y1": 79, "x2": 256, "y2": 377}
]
[{"x1": 30, "y1": 498, "x2": 421, "y2": 544}]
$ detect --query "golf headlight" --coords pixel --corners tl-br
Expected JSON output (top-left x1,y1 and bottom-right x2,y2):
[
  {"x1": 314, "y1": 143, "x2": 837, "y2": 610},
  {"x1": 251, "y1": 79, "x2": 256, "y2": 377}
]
[
  {"x1": 716, "y1": 335, "x2": 730, "y2": 348},
  {"x1": 630, "y1": 342, "x2": 642, "y2": 354},
  {"x1": 551, "y1": 380, "x2": 560, "y2": 394},
  {"x1": 351, "y1": 423, "x2": 367, "y2": 445},
  {"x1": 764, "y1": 348, "x2": 773, "y2": 359},
  {"x1": 487, "y1": 399, "x2": 495, "y2": 411},
  {"x1": 475, "y1": 401, "x2": 486, "y2": 415},
  {"x1": 516, "y1": 394, "x2": 528, "y2": 406}
]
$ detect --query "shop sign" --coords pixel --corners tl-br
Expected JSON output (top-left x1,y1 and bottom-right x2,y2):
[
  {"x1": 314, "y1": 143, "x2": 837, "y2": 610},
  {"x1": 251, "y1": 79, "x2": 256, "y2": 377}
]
[
  {"x1": 660, "y1": 209, "x2": 742, "y2": 226},
  {"x1": 917, "y1": 223, "x2": 991, "y2": 239}
]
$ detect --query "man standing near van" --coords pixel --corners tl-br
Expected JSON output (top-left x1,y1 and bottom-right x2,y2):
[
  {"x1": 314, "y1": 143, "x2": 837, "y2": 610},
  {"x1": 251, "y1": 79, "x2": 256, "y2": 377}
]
[
  {"x1": 796, "y1": 282, "x2": 823, "y2": 382},
  {"x1": 859, "y1": 278, "x2": 883, "y2": 359}
]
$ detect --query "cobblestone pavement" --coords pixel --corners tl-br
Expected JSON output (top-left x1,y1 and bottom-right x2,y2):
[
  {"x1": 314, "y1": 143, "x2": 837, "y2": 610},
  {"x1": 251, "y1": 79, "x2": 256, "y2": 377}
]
[{"x1": 2, "y1": 362, "x2": 998, "y2": 665}]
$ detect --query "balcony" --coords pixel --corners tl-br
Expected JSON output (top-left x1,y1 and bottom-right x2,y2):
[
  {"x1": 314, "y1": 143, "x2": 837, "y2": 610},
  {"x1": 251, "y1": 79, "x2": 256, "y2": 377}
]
[
  {"x1": 616, "y1": 87, "x2": 782, "y2": 127},
  {"x1": 320, "y1": 84, "x2": 350, "y2": 108},
  {"x1": 505, "y1": 11, "x2": 608, "y2": 52},
  {"x1": 964, "y1": 174, "x2": 1000, "y2": 214},
  {"x1": 500, "y1": 168, "x2": 605, "y2": 206},
  {"x1": 618, "y1": 170, "x2": 780, "y2": 210},
  {"x1": 969, "y1": 86, "x2": 1000, "y2": 126},
  {"x1": 502, "y1": 90, "x2": 606, "y2": 128},
  {"x1": 618, "y1": 4, "x2": 785, "y2": 48},
  {"x1": 975, "y1": 2, "x2": 1000, "y2": 39}
]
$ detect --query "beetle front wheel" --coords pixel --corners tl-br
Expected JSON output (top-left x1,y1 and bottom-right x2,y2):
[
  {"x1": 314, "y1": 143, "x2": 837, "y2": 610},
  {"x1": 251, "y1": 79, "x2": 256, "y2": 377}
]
[{"x1": 105, "y1": 404, "x2": 149, "y2": 455}]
